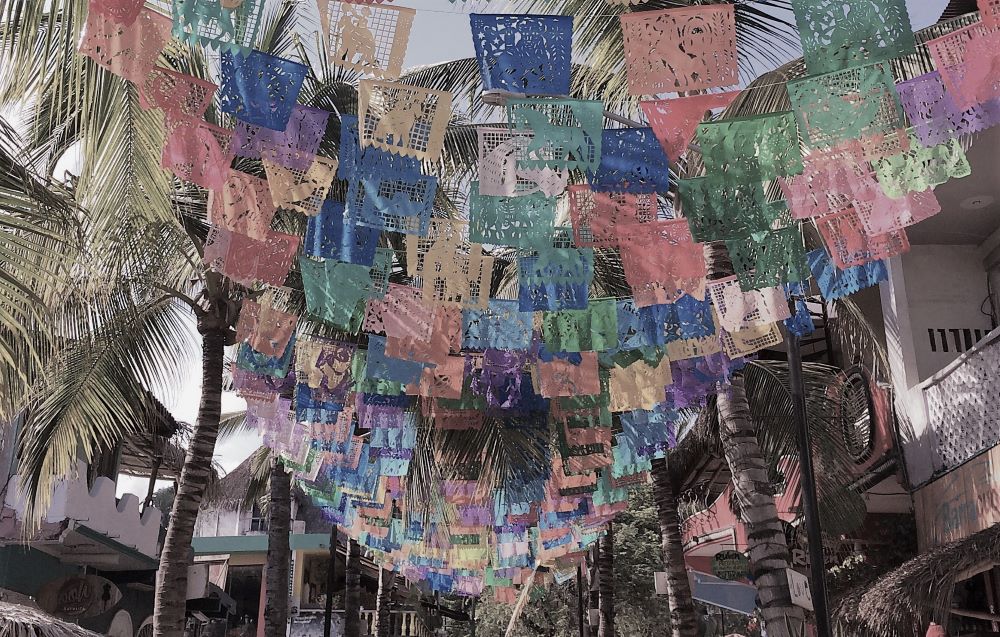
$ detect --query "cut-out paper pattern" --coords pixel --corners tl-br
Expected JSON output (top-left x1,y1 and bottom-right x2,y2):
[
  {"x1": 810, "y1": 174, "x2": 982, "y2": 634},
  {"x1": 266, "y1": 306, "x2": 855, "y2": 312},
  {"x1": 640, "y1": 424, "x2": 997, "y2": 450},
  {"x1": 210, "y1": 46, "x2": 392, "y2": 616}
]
[
  {"x1": 619, "y1": 220, "x2": 707, "y2": 307},
  {"x1": 476, "y1": 128, "x2": 569, "y2": 197},
  {"x1": 172, "y1": 0, "x2": 264, "y2": 51},
  {"x1": 219, "y1": 49, "x2": 308, "y2": 131},
  {"x1": 407, "y1": 223, "x2": 494, "y2": 309},
  {"x1": 469, "y1": 185, "x2": 557, "y2": 249},
  {"x1": 364, "y1": 284, "x2": 434, "y2": 342},
  {"x1": 518, "y1": 248, "x2": 595, "y2": 312},
  {"x1": 790, "y1": 0, "x2": 916, "y2": 75},
  {"x1": 719, "y1": 321, "x2": 783, "y2": 358},
  {"x1": 236, "y1": 336, "x2": 295, "y2": 378},
  {"x1": 263, "y1": 156, "x2": 339, "y2": 216},
  {"x1": 817, "y1": 207, "x2": 910, "y2": 269},
  {"x1": 338, "y1": 114, "x2": 422, "y2": 180},
  {"x1": 208, "y1": 171, "x2": 276, "y2": 240},
  {"x1": 346, "y1": 170, "x2": 436, "y2": 235},
  {"x1": 417, "y1": 356, "x2": 466, "y2": 399},
  {"x1": 640, "y1": 92, "x2": 739, "y2": 160},
  {"x1": 139, "y1": 67, "x2": 216, "y2": 119},
  {"x1": 299, "y1": 256, "x2": 372, "y2": 330},
  {"x1": 678, "y1": 177, "x2": 789, "y2": 242},
  {"x1": 871, "y1": 135, "x2": 971, "y2": 198},
  {"x1": 620, "y1": 4, "x2": 737, "y2": 95},
  {"x1": 808, "y1": 249, "x2": 888, "y2": 300},
  {"x1": 608, "y1": 354, "x2": 673, "y2": 413},
  {"x1": 205, "y1": 227, "x2": 299, "y2": 287},
  {"x1": 470, "y1": 14, "x2": 572, "y2": 95},
  {"x1": 79, "y1": 6, "x2": 172, "y2": 83},
  {"x1": 853, "y1": 188, "x2": 941, "y2": 235},
  {"x1": 235, "y1": 105, "x2": 329, "y2": 171},
  {"x1": 537, "y1": 353, "x2": 600, "y2": 398},
  {"x1": 707, "y1": 276, "x2": 791, "y2": 333},
  {"x1": 665, "y1": 352, "x2": 732, "y2": 408},
  {"x1": 236, "y1": 298, "x2": 298, "y2": 357},
  {"x1": 926, "y1": 22, "x2": 1000, "y2": 110},
  {"x1": 319, "y1": 1, "x2": 415, "y2": 80},
  {"x1": 91, "y1": 0, "x2": 144, "y2": 25},
  {"x1": 462, "y1": 300, "x2": 534, "y2": 351},
  {"x1": 616, "y1": 300, "x2": 667, "y2": 350},
  {"x1": 366, "y1": 336, "x2": 426, "y2": 385},
  {"x1": 506, "y1": 98, "x2": 604, "y2": 171},
  {"x1": 541, "y1": 300, "x2": 618, "y2": 353},
  {"x1": 387, "y1": 306, "x2": 461, "y2": 366},
  {"x1": 304, "y1": 199, "x2": 380, "y2": 266},
  {"x1": 663, "y1": 294, "x2": 715, "y2": 342},
  {"x1": 295, "y1": 337, "x2": 356, "y2": 397},
  {"x1": 695, "y1": 111, "x2": 803, "y2": 182},
  {"x1": 589, "y1": 128, "x2": 670, "y2": 193},
  {"x1": 368, "y1": 247, "x2": 395, "y2": 299},
  {"x1": 787, "y1": 62, "x2": 907, "y2": 161},
  {"x1": 777, "y1": 144, "x2": 874, "y2": 220},
  {"x1": 567, "y1": 186, "x2": 663, "y2": 247},
  {"x1": 162, "y1": 117, "x2": 234, "y2": 191},
  {"x1": 725, "y1": 226, "x2": 809, "y2": 292},
  {"x1": 359, "y1": 80, "x2": 452, "y2": 161},
  {"x1": 896, "y1": 71, "x2": 1000, "y2": 147}
]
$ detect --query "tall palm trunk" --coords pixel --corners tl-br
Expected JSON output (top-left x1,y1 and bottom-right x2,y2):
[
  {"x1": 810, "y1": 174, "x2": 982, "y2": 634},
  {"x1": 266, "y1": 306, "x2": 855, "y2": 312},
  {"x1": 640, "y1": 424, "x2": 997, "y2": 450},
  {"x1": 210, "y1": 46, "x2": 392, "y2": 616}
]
[
  {"x1": 705, "y1": 241, "x2": 805, "y2": 637},
  {"x1": 650, "y1": 459, "x2": 698, "y2": 637},
  {"x1": 345, "y1": 538, "x2": 362, "y2": 637},
  {"x1": 597, "y1": 524, "x2": 614, "y2": 637},
  {"x1": 374, "y1": 567, "x2": 395, "y2": 637},
  {"x1": 264, "y1": 458, "x2": 292, "y2": 637},
  {"x1": 153, "y1": 326, "x2": 226, "y2": 637}
]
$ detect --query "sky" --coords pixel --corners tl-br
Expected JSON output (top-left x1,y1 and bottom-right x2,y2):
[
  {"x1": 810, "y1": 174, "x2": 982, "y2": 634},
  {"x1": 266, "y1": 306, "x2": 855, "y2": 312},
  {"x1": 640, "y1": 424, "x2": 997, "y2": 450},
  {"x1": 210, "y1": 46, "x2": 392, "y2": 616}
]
[{"x1": 119, "y1": 0, "x2": 951, "y2": 497}]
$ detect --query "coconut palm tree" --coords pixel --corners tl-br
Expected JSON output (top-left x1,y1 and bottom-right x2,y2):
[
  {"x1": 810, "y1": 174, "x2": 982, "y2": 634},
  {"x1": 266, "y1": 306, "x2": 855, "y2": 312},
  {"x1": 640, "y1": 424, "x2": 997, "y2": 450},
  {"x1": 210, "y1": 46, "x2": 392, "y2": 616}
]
[
  {"x1": 374, "y1": 567, "x2": 396, "y2": 637},
  {"x1": 345, "y1": 538, "x2": 363, "y2": 637},
  {"x1": 264, "y1": 457, "x2": 293, "y2": 637},
  {"x1": 597, "y1": 524, "x2": 615, "y2": 637}
]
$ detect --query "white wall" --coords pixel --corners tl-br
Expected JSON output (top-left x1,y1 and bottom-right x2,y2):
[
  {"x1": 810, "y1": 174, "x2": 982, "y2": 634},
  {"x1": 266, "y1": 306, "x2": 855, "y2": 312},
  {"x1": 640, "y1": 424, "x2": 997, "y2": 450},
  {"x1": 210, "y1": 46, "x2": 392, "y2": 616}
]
[{"x1": 194, "y1": 507, "x2": 243, "y2": 537}]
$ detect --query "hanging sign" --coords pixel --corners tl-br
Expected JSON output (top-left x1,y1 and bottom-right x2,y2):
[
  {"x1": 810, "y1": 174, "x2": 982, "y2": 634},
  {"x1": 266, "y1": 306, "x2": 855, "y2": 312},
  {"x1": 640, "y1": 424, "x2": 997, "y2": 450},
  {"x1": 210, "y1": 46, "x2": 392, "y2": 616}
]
[
  {"x1": 37, "y1": 575, "x2": 122, "y2": 618},
  {"x1": 786, "y1": 569, "x2": 814, "y2": 612},
  {"x1": 710, "y1": 550, "x2": 749, "y2": 581}
]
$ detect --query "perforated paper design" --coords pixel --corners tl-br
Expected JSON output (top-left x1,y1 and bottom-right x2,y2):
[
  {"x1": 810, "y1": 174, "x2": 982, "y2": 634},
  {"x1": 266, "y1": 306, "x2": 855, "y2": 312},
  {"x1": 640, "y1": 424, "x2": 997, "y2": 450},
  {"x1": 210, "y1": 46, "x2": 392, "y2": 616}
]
[
  {"x1": 172, "y1": 0, "x2": 263, "y2": 51},
  {"x1": 665, "y1": 352, "x2": 731, "y2": 408},
  {"x1": 236, "y1": 334, "x2": 294, "y2": 378},
  {"x1": 616, "y1": 300, "x2": 667, "y2": 350},
  {"x1": 209, "y1": 171, "x2": 275, "y2": 240},
  {"x1": 91, "y1": 0, "x2": 144, "y2": 25},
  {"x1": 787, "y1": 62, "x2": 907, "y2": 160},
  {"x1": 677, "y1": 177, "x2": 789, "y2": 242},
  {"x1": 790, "y1": 0, "x2": 916, "y2": 75},
  {"x1": 619, "y1": 220, "x2": 706, "y2": 307},
  {"x1": 368, "y1": 248, "x2": 394, "y2": 299},
  {"x1": 363, "y1": 284, "x2": 434, "y2": 342},
  {"x1": 338, "y1": 114, "x2": 421, "y2": 181},
  {"x1": 319, "y1": 1, "x2": 414, "y2": 80},
  {"x1": 807, "y1": 249, "x2": 887, "y2": 300},
  {"x1": 263, "y1": 156, "x2": 338, "y2": 217},
  {"x1": 518, "y1": 248, "x2": 595, "y2": 312},
  {"x1": 853, "y1": 188, "x2": 941, "y2": 235},
  {"x1": 777, "y1": 144, "x2": 874, "y2": 220},
  {"x1": 469, "y1": 185, "x2": 556, "y2": 249},
  {"x1": 417, "y1": 356, "x2": 466, "y2": 399},
  {"x1": 299, "y1": 256, "x2": 372, "y2": 330},
  {"x1": 162, "y1": 117, "x2": 234, "y2": 191},
  {"x1": 817, "y1": 207, "x2": 910, "y2": 269},
  {"x1": 640, "y1": 92, "x2": 739, "y2": 160},
  {"x1": 896, "y1": 71, "x2": 1000, "y2": 147},
  {"x1": 470, "y1": 14, "x2": 572, "y2": 95},
  {"x1": 476, "y1": 128, "x2": 569, "y2": 197},
  {"x1": 461, "y1": 300, "x2": 533, "y2": 351},
  {"x1": 872, "y1": 135, "x2": 970, "y2": 198},
  {"x1": 506, "y1": 99, "x2": 604, "y2": 172},
  {"x1": 982, "y1": 0, "x2": 1000, "y2": 26},
  {"x1": 541, "y1": 300, "x2": 618, "y2": 353},
  {"x1": 295, "y1": 337, "x2": 356, "y2": 397},
  {"x1": 79, "y1": 7, "x2": 172, "y2": 83},
  {"x1": 345, "y1": 170, "x2": 435, "y2": 235},
  {"x1": 366, "y1": 335, "x2": 425, "y2": 385},
  {"x1": 139, "y1": 67, "x2": 216, "y2": 119},
  {"x1": 304, "y1": 199, "x2": 380, "y2": 266},
  {"x1": 589, "y1": 127, "x2": 670, "y2": 193},
  {"x1": 205, "y1": 227, "x2": 299, "y2": 287},
  {"x1": 927, "y1": 23, "x2": 1000, "y2": 110},
  {"x1": 608, "y1": 354, "x2": 673, "y2": 413},
  {"x1": 707, "y1": 277, "x2": 791, "y2": 332},
  {"x1": 235, "y1": 298, "x2": 298, "y2": 357},
  {"x1": 567, "y1": 186, "x2": 664, "y2": 248},
  {"x1": 219, "y1": 49, "x2": 308, "y2": 131},
  {"x1": 663, "y1": 294, "x2": 715, "y2": 342},
  {"x1": 387, "y1": 305, "x2": 461, "y2": 366},
  {"x1": 537, "y1": 353, "x2": 600, "y2": 398},
  {"x1": 720, "y1": 321, "x2": 782, "y2": 358},
  {"x1": 471, "y1": 350, "x2": 529, "y2": 409},
  {"x1": 725, "y1": 226, "x2": 809, "y2": 292},
  {"x1": 407, "y1": 221, "x2": 493, "y2": 308},
  {"x1": 695, "y1": 111, "x2": 804, "y2": 182},
  {"x1": 235, "y1": 106, "x2": 329, "y2": 171},
  {"x1": 620, "y1": 4, "x2": 737, "y2": 95},
  {"x1": 359, "y1": 80, "x2": 452, "y2": 161}
]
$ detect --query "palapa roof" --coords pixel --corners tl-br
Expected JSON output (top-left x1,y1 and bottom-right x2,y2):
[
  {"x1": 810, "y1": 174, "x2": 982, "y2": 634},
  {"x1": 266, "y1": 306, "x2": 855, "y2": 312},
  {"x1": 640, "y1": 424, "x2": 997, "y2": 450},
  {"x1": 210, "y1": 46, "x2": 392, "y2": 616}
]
[
  {"x1": 0, "y1": 602, "x2": 102, "y2": 637},
  {"x1": 832, "y1": 523, "x2": 1000, "y2": 636},
  {"x1": 205, "y1": 450, "x2": 257, "y2": 511}
]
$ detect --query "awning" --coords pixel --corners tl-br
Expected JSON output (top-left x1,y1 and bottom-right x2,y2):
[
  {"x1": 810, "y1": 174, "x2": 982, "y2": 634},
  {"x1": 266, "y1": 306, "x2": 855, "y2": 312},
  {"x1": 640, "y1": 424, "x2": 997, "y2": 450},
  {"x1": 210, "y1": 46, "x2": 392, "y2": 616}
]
[{"x1": 688, "y1": 570, "x2": 757, "y2": 615}]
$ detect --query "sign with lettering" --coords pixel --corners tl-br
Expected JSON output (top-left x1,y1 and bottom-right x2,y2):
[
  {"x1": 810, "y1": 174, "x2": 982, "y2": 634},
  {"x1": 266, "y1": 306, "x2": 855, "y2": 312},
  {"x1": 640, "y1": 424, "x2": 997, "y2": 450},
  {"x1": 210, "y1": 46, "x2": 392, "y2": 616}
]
[
  {"x1": 786, "y1": 569, "x2": 813, "y2": 611},
  {"x1": 914, "y1": 445, "x2": 1000, "y2": 549},
  {"x1": 710, "y1": 550, "x2": 749, "y2": 581},
  {"x1": 37, "y1": 575, "x2": 122, "y2": 618}
]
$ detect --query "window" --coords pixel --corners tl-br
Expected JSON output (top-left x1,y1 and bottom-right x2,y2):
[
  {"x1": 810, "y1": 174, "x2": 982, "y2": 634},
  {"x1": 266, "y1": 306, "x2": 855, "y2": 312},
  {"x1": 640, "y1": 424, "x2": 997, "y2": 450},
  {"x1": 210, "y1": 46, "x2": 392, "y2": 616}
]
[{"x1": 247, "y1": 504, "x2": 268, "y2": 534}]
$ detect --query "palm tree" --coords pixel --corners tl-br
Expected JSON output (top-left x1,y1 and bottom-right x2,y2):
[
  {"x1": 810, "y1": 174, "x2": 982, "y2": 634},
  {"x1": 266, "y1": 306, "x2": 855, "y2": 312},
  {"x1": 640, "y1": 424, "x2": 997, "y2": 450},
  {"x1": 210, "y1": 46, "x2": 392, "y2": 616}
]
[
  {"x1": 597, "y1": 524, "x2": 614, "y2": 637},
  {"x1": 345, "y1": 538, "x2": 363, "y2": 637},
  {"x1": 264, "y1": 457, "x2": 293, "y2": 637},
  {"x1": 374, "y1": 567, "x2": 396, "y2": 637},
  {"x1": 650, "y1": 458, "x2": 699, "y2": 637}
]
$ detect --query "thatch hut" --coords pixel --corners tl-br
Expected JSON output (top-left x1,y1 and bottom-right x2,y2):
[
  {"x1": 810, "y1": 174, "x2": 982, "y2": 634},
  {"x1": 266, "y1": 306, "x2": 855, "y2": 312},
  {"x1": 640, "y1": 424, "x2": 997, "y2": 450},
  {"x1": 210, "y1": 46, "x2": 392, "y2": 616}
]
[{"x1": 0, "y1": 602, "x2": 102, "y2": 637}]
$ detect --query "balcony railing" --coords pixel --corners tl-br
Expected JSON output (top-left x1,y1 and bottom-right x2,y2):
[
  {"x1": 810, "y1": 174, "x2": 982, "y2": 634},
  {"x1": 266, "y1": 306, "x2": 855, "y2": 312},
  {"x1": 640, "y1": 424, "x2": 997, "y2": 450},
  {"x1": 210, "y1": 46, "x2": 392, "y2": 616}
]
[{"x1": 360, "y1": 609, "x2": 432, "y2": 637}]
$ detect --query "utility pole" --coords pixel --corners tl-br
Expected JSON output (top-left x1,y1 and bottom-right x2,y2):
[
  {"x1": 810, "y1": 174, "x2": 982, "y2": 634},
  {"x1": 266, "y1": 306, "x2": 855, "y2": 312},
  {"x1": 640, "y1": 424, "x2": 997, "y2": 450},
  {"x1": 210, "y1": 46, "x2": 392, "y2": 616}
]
[
  {"x1": 786, "y1": 309, "x2": 832, "y2": 637},
  {"x1": 323, "y1": 524, "x2": 337, "y2": 637}
]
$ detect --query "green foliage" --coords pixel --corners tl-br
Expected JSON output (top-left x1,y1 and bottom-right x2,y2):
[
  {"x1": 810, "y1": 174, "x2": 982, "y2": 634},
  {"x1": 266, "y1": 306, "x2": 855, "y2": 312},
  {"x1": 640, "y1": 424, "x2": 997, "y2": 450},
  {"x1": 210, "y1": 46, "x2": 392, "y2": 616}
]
[{"x1": 151, "y1": 485, "x2": 175, "y2": 528}]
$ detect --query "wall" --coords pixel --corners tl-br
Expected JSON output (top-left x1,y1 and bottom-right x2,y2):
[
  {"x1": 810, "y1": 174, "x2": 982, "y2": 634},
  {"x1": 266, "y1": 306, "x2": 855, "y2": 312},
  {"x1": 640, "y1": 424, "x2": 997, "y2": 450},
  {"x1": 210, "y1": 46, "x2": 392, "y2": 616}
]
[{"x1": 195, "y1": 507, "x2": 243, "y2": 537}]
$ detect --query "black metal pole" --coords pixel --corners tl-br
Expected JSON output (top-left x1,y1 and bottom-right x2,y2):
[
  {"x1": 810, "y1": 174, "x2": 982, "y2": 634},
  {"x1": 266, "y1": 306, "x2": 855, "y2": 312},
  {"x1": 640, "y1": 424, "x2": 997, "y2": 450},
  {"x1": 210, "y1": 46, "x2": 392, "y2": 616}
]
[
  {"x1": 577, "y1": 565, "x2": 585, "y2": 637},
  {"x1": 787, "y1": 323, "x2": 832, "y2": 637},
  {"x1": 323, "y1": 524, "x2": 337, "y2": 637}
]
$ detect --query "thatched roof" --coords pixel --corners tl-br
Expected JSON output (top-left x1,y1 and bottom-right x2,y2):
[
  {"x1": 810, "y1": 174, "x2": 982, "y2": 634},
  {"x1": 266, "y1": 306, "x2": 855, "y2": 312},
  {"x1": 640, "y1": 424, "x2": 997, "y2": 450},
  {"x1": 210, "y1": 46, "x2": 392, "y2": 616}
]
[
  {"x1": 0, "y1": 602, "x2": 102, "y2": 637},
  {"x1": 833, "y1": 523, "x2": 1000, "y2": 636},
  {"x1": 205, "y1": 450, "x2": 258, "y2": 511}
]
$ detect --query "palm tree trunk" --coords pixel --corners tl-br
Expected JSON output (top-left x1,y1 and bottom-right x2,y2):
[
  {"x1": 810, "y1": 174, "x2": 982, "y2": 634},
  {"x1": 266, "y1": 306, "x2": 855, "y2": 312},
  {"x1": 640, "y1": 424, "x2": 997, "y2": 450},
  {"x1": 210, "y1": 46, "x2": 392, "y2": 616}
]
[
  {"x1": 597, "y1": 524, "x2": 614, "y2": 637},
  {"x1": 374, "y1": 567, "x2": 395, "y2": 637},
  {"x1": 345, "y1": 538, "x2": 362, "y2": 637},
  {"x1": 703, "y1": 241, "x2": 805, "y2": 637},
  {"x1": 650, "y1": 459, "x2": 698, "y2": 637},
  {"x1": 264, "y1": 458, "x2": 292, "y2": 637},
  {"x1": 153, "y1": 327, "x2": 226, "y2": 637}
]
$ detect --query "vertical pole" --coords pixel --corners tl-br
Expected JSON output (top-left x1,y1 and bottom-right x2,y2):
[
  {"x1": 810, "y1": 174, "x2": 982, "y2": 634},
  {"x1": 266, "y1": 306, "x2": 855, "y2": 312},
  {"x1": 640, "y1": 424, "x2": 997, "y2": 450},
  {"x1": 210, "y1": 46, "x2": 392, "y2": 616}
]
[
  {"x1": 787, "y1": 323, "x2": 832, "y2": 637},
  {"x1": 323, "y1": 524, "x2": 337, "y2": 637},
  {"x1": 577, "y1": 565, "x2": 585, "y2": 637}
]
